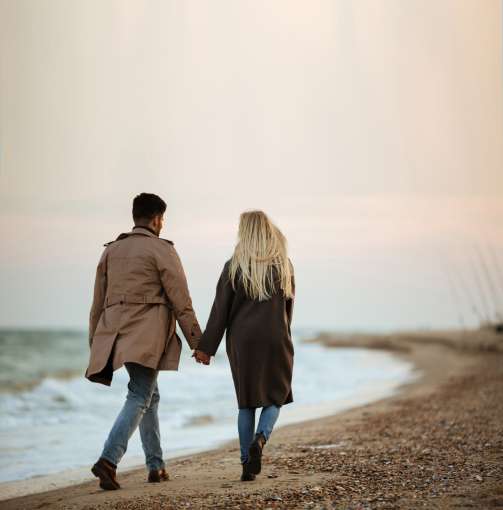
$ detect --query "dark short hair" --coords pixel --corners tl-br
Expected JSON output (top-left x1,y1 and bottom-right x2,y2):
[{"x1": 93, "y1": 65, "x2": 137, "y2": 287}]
[{"x1": 132, "y1": 193, "x2": 167, "y2": 221}]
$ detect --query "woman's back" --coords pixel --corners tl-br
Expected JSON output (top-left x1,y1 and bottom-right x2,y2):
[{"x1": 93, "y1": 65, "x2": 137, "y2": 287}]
[
  {"x1": 226, "y1": 261, "x2": 294, "y2": 338},
  {"x1": 197, "y1": 210, "x2": 295, "y2": 409}
]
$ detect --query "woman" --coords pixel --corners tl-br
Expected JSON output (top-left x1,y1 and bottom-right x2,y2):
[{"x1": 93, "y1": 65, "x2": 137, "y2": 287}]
[{"x1": 194, "y1": 210, "x2": 295, "y2": 481}]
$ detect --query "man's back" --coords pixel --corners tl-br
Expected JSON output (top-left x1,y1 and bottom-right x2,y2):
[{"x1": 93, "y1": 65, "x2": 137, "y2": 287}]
[
  {"x1": 104, "y1": 230, "x2": 178, "y2": 305},
  {"x1": 86, "y1": 226, "x2": 201, "y2": 386}
]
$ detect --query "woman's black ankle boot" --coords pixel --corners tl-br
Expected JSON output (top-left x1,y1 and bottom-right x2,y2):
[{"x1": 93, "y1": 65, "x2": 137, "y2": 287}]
[
  {"x1": 248, "y1": 433, "x2": 266, "y2": 475},
  {"x1": 241, "y1": 462, "x2": 256, "y2": 481}
]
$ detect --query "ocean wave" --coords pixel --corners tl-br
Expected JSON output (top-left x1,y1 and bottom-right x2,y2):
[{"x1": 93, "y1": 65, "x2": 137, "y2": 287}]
[
  {"x1": 0, "y1": 369, "x2": 84, "y2": 394},
  {"x1": 0, "y1": 329, "x2": 88, "y2": 394},
  {"x1": 185, "y1": 414, "x2": 216, "y2": 427}
]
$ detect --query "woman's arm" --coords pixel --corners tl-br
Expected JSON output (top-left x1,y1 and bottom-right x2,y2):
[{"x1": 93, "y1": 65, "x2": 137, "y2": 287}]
[
  {"x1": 286, "y1": 262, "x2": 295, "y2": 326},
  {"x1": 197, "y1": 262, "x2": 235, "y2": 356}
]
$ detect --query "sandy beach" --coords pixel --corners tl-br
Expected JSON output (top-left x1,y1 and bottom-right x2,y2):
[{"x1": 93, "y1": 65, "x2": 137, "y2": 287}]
[{"x1": 1, "y1": 328, "x2": 502, "y2": 510}]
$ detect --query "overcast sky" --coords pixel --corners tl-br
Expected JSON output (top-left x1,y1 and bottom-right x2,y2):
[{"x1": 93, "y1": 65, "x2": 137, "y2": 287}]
[{"x1": 1, "y1": 0, "x2": 502, "y2": 332}]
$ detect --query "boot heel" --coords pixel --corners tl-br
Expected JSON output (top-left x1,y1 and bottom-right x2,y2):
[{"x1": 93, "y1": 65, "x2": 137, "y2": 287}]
[{"x1": 241, "y1": 463, "x2": 256, "y2": 481}]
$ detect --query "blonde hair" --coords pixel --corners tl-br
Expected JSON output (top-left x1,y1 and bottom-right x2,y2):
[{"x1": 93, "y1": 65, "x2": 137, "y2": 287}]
[{"x1": 229, "y1": 210, "x2": 293, "y2": 301}]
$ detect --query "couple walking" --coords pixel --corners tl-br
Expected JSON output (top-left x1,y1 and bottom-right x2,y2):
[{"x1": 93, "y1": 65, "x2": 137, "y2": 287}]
[{"x1": 85, "y1": 193, "x2": 295, "y2": 489}]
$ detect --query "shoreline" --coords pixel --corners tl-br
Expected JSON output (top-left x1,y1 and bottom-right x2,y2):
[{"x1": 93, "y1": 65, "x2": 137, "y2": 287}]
[
  {"x1": 1, "y1": 329, "x2": 502, "y2": 509},
  {"x1": 0, "y1": 347, "x2": 415, "y2": 501}
]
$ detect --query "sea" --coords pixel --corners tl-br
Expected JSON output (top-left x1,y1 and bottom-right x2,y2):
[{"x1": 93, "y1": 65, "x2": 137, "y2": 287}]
[{"x1": 0, "y1": 328, "x2": 417, "y2": 488}]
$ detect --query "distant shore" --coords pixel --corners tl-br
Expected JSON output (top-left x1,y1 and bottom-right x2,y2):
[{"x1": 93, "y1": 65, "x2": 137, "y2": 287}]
[
  {"x1": 2, "y1": 328, "x2": 502, "y2": 509},
  {"x1": 309, "y1": 326, "x2": 503, "y2": 354}
]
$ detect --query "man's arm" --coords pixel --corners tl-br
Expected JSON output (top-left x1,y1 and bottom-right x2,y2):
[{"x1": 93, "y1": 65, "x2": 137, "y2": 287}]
[
  {"x1": 156, "y1": 244, "x2": 202, "y2": 349},
  {"x1": 89, "y1": 250, "x2": 108, "y2": 347}
]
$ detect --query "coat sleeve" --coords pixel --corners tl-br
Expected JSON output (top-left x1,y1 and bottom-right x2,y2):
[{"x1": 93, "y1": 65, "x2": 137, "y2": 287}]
[
  {"x1": 156, "y1": 244, "x2": 202, "y2": 350},
  {"x1": 198, "y1": 262, "x2": 235, "y2": 356},
  {"x1": 89, "y1": 249, "x2": 108, "y2": 347},
  {"x1": 286, "y1": 262, "x2": 295, "y2": 327}
]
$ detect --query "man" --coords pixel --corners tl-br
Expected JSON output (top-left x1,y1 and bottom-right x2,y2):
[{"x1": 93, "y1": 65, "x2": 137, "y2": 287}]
[{"x1": 86, "y1": 193, "x2": 210, "y2": 490}]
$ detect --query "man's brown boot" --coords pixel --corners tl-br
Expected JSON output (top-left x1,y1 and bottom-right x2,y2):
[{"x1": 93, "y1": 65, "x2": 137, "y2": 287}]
[
  {"x1": 148, "y1": 468, "x2": 169, "y2": 483},
  {"x1": 91, "y1": 458, "x2": 121, "y2": 490}
]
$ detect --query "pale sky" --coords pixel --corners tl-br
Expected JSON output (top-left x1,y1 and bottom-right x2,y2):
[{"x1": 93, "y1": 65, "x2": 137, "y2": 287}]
[{"x1": 1, "y1": 1, "x2": 502, "y2": 332}]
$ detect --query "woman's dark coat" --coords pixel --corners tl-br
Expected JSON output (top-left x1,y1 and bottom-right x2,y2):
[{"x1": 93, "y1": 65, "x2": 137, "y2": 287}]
[{"x1": 198, "y1": 260, "x2": 295, "y2": 409}]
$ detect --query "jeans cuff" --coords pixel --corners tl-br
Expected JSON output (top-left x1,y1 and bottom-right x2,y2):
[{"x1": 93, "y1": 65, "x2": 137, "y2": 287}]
[
  {"x1": 100, "y1": 452, "x2": 119, "y2": 467},
  {"x1": 147, "y1": 460, "x2": 165, "y2": 471},
  {"x1": 255, "y1": 431, "x2": 269, "y2": 441}
]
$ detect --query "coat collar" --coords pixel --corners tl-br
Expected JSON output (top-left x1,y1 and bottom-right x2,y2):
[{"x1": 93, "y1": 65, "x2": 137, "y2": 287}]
[
  {"x1": 104, "y1": 226, "x2": 174, "y2": 247},
  {"x1": 132, "y1": 225, "x2": 158, "y2": 237}
]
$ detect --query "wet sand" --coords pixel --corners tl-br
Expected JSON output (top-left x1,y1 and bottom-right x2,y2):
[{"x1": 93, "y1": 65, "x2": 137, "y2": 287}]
[{"x1": 1, "y1": 328, "x2": 502, "y2": 509}]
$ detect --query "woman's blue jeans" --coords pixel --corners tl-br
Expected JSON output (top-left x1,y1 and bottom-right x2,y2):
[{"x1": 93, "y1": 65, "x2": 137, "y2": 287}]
[
  {"x1": 101, "y1": 362, "x2": 165, "y2": 471},
  {"x1": 238, "y1": 405, "x2": 281, "y2": 463}
]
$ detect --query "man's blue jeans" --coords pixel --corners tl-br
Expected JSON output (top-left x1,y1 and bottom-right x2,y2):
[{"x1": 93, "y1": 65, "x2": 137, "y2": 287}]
[
  {"x1": 238, "y1": 405, "x2": 281, "y2": 463},
  {"x1": 101, "y1": 363, "x2": 165, "y2": 471}
]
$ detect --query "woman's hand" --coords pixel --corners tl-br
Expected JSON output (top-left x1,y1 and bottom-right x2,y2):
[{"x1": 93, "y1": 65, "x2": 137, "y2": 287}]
[{"x1": 193, "y1": 350, "x2": 211, "y2": 365}]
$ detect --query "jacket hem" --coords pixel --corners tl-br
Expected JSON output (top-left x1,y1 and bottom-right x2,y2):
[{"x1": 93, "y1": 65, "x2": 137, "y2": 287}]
[{"x1": 237, "y1": 396, "x2": 294, "y2": 410}]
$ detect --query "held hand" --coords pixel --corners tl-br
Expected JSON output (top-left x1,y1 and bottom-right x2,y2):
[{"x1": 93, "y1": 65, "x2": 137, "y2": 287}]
[
  {"x1": 192, "y1": 349, "x2": 211, "y2": 365},
  {"x1": 197, "y1": 350, "x2": 211, "y2": 365}
]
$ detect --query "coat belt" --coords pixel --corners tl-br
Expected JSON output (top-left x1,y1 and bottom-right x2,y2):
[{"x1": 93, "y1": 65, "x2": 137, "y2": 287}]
[{"x1": 105, "y1": 294, "x2": 170, "y2": 308}]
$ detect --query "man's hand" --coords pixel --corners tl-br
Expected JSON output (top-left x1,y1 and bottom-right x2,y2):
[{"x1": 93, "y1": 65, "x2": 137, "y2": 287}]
[{"x1": 192, "y1": 350, "x2": 211, "y2": 365}]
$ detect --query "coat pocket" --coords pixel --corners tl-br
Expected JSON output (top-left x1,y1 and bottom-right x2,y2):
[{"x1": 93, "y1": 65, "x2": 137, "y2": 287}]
[{"x1": 164, "y1": 331, "x2": 182, "y2": 353}]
